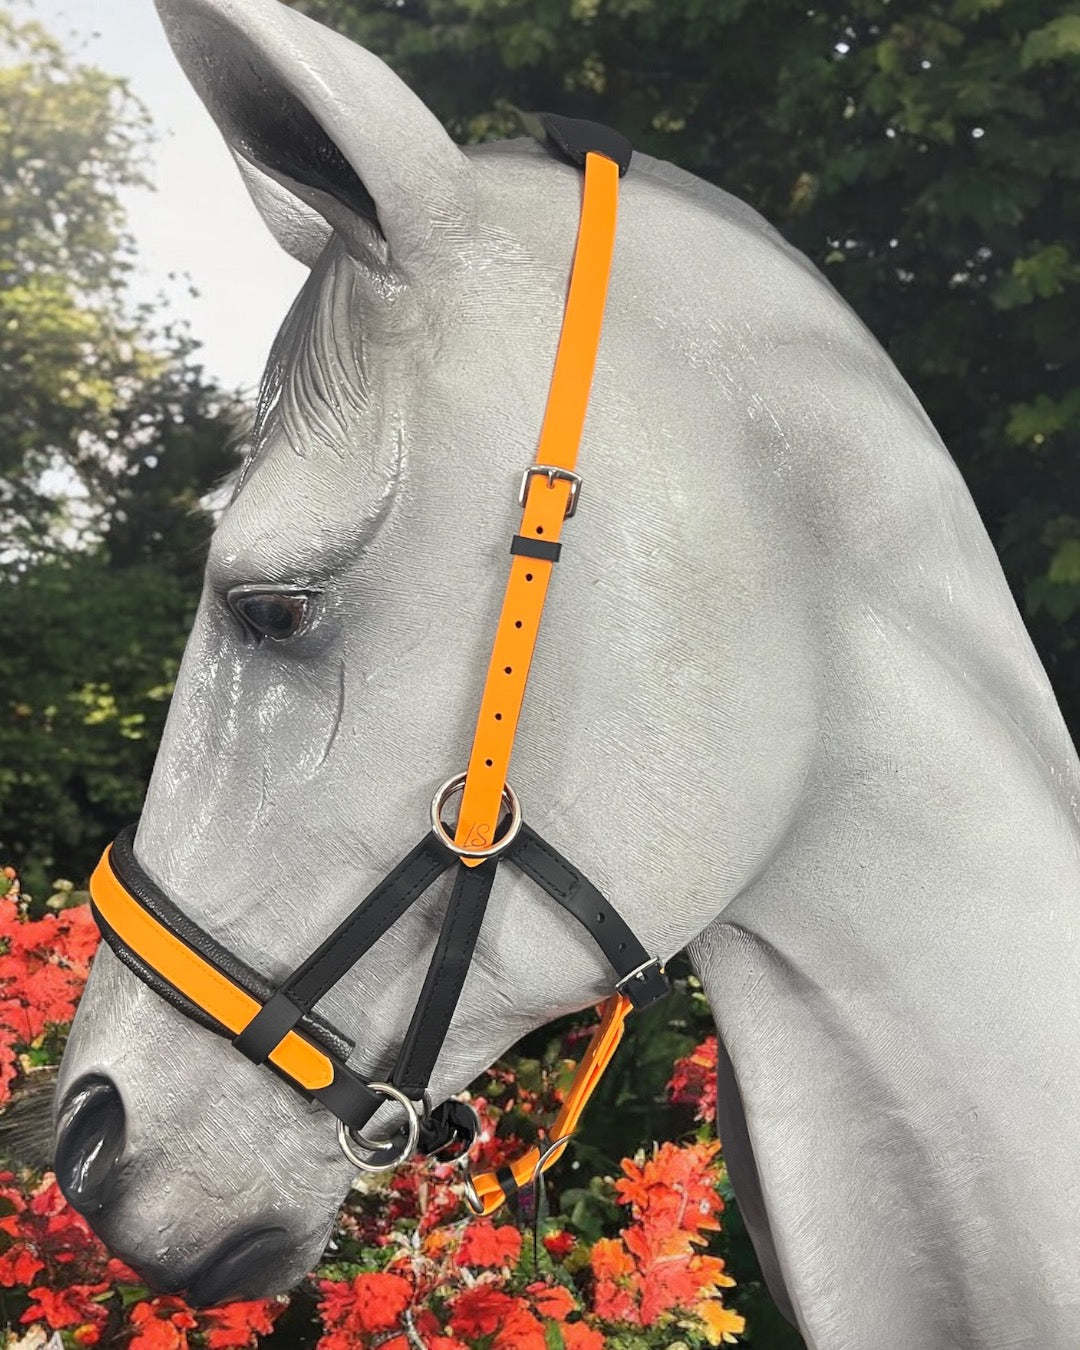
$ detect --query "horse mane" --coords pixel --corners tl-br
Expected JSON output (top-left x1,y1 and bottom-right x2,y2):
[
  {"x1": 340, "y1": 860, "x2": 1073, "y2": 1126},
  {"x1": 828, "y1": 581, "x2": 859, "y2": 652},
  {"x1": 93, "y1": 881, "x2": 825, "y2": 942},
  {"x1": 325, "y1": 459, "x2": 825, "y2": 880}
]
[{"x1": 236, "y1": 242, "x2": 368, "y2": 495}]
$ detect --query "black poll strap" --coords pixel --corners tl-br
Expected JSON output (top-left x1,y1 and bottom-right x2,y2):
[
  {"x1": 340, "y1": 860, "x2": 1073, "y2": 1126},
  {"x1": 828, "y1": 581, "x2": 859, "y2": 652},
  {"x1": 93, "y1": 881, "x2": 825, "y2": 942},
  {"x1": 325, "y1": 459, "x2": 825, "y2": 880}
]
[{"x1": 539, "y1": 112, "x2": 633, "y2": 177}]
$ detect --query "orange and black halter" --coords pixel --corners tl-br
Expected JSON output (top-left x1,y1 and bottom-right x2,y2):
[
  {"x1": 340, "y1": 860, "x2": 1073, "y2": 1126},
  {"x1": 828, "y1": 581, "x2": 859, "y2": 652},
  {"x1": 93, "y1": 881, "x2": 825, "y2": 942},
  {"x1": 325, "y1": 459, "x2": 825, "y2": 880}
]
[{"x1": 89, "y1": 115, "x2": 669, "y2": 1217}]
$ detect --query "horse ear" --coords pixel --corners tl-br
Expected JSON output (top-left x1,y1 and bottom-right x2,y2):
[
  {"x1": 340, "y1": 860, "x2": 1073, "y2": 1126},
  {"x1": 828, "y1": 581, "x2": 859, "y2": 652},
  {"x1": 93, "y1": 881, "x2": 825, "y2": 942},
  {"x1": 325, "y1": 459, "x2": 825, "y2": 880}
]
[{"x1": 154, "y1": 0, "x2": 473, "y2": 271}]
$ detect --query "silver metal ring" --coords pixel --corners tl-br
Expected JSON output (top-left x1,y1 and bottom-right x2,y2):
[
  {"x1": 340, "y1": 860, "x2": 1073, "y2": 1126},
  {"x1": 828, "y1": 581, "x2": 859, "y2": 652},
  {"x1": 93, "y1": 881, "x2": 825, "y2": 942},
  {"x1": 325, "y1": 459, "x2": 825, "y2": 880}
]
[
  {"x1": 347, "y1": 1088, "x2": 432, "y2": 1153},
  {"x1": 462, "y1": 1130, "x2": 570, "y2": 1217},
  {"x1": 430, "y1": 773, "x2": 523, "y2": 859},
  {"x1": 337, "y1": 1082, "x2": 421, "y2": 1173}
]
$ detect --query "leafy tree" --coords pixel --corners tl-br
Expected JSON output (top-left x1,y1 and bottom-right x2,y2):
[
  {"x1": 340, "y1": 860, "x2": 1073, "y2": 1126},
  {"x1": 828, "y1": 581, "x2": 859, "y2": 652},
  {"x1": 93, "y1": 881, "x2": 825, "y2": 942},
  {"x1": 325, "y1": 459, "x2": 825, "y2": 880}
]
[
  {"x1": 290, "y1": 0, "x2": 1080, "y2": 734},
  {"x1": 0, "y1": 13, "x2": 242, "y2": 559},
  {"x1": 0, "y1": 10, "x2": 244, "y2": 889}
]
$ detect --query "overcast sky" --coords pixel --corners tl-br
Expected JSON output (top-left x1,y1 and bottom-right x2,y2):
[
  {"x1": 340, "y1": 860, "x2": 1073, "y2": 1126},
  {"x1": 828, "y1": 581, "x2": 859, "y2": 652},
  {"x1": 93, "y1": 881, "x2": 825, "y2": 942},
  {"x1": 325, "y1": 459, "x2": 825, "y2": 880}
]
[{"x1": 35, "y1": 0, "x2": 309, "y2": 396}]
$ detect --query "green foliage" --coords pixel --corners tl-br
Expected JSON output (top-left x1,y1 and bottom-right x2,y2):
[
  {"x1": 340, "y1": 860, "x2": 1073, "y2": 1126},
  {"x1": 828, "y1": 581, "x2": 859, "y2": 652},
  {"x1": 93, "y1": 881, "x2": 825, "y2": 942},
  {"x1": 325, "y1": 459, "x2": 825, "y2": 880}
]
[
  {"x1": 0, "y1": 551, "x2": 192, "y2": 895},
  {"x1": 290, "y1": 0, "x2": 1080, "y2": 731},
  {"x1": 0, "y1": 7, "x2": 245, "y2": 885}
]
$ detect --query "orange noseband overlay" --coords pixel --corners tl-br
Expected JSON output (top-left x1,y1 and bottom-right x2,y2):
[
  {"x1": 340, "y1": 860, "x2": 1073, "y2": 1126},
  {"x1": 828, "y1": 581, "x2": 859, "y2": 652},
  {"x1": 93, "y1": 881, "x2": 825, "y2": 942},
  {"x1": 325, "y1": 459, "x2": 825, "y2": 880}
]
[{"x1": 90, "y1": 824, "x2": 415, "y2": 1133}]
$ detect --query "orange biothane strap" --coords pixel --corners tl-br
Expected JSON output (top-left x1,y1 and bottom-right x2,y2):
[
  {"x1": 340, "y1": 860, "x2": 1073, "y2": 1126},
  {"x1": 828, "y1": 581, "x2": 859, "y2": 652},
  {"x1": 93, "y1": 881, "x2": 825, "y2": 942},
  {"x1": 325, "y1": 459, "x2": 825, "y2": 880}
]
[
  {"x1": 467, "y1": 992, "x2": 632, "y2": 1216},
  {"x1": 453, "y1": 152, "x2": 621, "y2": 864},
  {"x1": 90, "y1": 846, "x2": 334, "y2": 1092}
]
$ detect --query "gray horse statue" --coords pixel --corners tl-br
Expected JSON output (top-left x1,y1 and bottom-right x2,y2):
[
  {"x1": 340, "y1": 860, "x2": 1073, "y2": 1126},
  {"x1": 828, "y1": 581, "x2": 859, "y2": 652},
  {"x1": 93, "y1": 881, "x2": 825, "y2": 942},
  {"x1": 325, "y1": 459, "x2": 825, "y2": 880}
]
[{"x1": 53, "y1": 0, "x2": 1080, "y2": 1345}]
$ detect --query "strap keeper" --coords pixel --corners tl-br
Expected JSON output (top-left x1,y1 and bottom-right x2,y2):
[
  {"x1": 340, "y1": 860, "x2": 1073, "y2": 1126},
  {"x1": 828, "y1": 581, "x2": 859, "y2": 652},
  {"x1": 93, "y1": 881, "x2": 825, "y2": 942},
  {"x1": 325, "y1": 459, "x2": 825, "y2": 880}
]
[
  {"x1": 232, "y1": 988, "x2": 305, "y2": 1064},
  {"x1": 615, "y1": 957, "x2": 670, "y2": 1010},
  {"x1": 510, "y1": 534, "x2": 562, "y2": 563}
]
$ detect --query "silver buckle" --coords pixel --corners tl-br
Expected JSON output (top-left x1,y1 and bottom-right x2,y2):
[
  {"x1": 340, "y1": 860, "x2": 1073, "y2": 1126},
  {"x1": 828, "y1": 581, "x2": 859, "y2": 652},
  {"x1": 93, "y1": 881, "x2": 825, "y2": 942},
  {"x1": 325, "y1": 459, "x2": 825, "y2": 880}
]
[
  {"x1": 518, "y1": 465, "x2": 582, "y2": 519},
  {"x1": 615, "y1": 957, "x2": 668, "y2": 1008}
]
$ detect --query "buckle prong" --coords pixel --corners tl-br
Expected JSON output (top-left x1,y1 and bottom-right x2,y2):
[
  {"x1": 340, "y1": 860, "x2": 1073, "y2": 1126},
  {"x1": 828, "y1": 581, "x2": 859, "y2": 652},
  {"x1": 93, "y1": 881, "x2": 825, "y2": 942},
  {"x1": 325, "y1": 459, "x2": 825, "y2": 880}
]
[
  {"x1": 518, "y1": 465, "x2": 582, "y2": 519},
  {"x1": 615, "y1": 957, "x2": 669, "y2": 1009}
]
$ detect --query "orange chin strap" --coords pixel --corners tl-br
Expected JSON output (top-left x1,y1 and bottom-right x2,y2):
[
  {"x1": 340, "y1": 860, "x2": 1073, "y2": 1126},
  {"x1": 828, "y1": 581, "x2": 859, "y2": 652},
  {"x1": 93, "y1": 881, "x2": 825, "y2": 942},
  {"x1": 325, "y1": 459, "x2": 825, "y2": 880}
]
[
  {"x1": 465, "y1": 993, "x2": 632, "y2": 1216},
  {"x1": 87, "y1": 115, "x2": 669, "y2": 1220}
]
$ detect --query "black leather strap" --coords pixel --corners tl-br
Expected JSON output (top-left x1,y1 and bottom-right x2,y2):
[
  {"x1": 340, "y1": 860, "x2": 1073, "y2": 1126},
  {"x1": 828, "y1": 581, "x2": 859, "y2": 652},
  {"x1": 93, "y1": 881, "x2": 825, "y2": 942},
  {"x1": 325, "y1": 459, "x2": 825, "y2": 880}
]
[
  {"x1": 97, "y1": 812, "x2": 666, "y2": 1139},
  {"x1": 392, "y1": 859, "x2": 499, "y2": 1098},
  {"x1": 232, "y1": 988, "x2": 305, "y2": 1064},
  {"x1": 418, "y1": 1098, "x2": 480, "y2": 1159},
  {"x1": 539, "y1": 112, "x2": 633, "y2": 177},
  {"x1": 275, "y1": 832, "x2": 457, "y2": 1011},
  {"x1": 506, "y1": 823, "x2": 669, "y2": 1008}
]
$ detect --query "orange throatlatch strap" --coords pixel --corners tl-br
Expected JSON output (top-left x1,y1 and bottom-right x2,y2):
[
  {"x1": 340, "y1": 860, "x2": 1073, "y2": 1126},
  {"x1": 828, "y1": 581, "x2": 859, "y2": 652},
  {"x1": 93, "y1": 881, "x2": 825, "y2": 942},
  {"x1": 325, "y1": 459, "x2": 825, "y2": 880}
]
[
  {"x1": 453, "y1": 151, "x2": 621, "y2": 863},
  {"x1": 467, "y1": 993, "x2": 632, "y2": 1216}
]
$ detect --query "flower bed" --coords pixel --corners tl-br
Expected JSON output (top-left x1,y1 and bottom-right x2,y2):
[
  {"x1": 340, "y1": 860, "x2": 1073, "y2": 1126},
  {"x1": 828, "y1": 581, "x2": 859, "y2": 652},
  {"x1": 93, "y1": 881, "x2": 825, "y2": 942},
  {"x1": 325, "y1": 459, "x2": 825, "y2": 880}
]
[{"x1": 0, "y1": 865, "x2": 742, "y2": 1349}]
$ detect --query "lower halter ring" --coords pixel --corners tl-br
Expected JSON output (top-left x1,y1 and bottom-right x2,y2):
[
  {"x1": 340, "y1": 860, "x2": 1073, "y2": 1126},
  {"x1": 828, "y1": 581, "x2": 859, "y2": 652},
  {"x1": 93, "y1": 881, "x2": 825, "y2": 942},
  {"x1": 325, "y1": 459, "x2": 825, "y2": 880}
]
[{"x1": 337, "y1": 1082, "x2": 421, "y2": 1173}]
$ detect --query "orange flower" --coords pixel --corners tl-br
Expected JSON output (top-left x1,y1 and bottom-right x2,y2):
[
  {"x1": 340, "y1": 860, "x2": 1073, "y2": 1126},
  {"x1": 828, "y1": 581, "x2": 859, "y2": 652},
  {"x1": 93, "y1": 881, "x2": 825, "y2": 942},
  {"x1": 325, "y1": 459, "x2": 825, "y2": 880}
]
[
  {"x1": 525, "y1": 1280, "x2": 576, "y2": 1320},
  {"x1": 589, "y1": 1237, "x2": 635, "y2": 1281},
  {"x1": 561, "y1": 1324, "x2": 606, "y2": 1350},
  {"x1": 697, "y1": 1297, "x2": 748, "y2": 1345},
  {"x1": 454, "y1": 1218, "x2": 522, "y2": 1269}
]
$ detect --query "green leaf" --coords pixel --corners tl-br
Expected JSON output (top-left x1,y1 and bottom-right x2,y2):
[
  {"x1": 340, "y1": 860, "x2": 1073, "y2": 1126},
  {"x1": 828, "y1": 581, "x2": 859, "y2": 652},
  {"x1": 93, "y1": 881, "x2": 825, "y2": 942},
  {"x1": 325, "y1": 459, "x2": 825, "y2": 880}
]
[{"x1": 1021, "y1": 15, "x2": 1080, "y2": 69}]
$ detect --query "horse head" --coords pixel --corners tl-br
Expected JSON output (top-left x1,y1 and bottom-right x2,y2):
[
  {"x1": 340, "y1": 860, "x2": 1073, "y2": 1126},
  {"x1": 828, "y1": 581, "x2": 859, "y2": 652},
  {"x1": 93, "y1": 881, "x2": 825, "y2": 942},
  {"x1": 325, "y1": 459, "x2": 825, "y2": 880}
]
[{"x1": 56, "y1": 0, "x2": 1080, "y2": 1343}]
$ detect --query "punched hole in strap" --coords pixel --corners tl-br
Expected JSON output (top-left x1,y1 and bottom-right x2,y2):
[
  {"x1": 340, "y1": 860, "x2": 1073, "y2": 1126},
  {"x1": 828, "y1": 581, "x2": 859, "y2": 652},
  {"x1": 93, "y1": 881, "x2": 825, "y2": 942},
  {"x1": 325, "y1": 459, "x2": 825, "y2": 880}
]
[{"x1": 232, "y1": 988, "x2": 305, "y2": 1064}]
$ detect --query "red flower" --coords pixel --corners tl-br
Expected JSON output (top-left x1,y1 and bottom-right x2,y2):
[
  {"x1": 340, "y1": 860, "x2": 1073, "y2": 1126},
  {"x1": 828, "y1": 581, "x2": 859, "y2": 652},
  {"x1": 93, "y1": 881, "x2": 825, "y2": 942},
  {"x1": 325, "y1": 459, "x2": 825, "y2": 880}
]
[
  {"x1": 353, "y1": 1271, "x2": 411, "y2": 1333},
  {"x1": 668, "y1": 1036, "x2": 719, "y2": 1123},
  {"x1": 316, "y1": 1277, "x2": 357, "y2": 1330},
  {"x1": 200, "y1": 1299, "x2": 282, "y2": 1348},
  {"x1": 542, "y1": 1229, "x2": 575, "y2": 1261},
  {"x1": 20, "y1": 1282, "x2": 109, "y2": 1332},
  {"x1": 454, "y1": 1218, "x2": 522, "y2": 1269},
  {"x1": 0, "y1": 1244, "x2": 44, "y2": 1286},
  {"x1": 448, "y1": 1287, "x2": 519, "y2": 1339},
  {"x1": 318, "y1": 1270, "x2": 412, "y2": 1339},
  {"x1": 525, "y1": 1281, "x2": 575, "y2": 1320},
  {"x1": 128, "y1": 1296, "x2": 198, "y2": 1350}
]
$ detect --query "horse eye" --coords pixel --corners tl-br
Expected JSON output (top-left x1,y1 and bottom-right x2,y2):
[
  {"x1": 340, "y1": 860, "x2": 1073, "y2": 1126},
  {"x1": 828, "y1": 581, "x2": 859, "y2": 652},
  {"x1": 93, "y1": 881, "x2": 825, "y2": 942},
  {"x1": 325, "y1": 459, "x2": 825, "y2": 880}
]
[{"x1": 227, "y1": 589, "x2": 310, "y2": 641}]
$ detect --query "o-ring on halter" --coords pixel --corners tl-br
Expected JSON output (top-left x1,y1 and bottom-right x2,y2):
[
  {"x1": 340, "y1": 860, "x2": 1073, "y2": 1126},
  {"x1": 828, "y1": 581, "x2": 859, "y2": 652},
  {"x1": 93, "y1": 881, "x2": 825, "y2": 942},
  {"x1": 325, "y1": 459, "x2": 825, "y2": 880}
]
[{"x1": 88, "y1": 114, "x2": 669, "y2": 1215}]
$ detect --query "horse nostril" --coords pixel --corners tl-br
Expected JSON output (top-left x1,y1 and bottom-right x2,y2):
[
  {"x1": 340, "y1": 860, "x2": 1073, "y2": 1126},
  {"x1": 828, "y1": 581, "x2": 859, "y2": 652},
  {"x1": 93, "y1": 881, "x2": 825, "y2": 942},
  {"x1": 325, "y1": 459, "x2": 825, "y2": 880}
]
[{"x1": 54, "y1": 1075, "x2": 126, "y2": 1215}]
